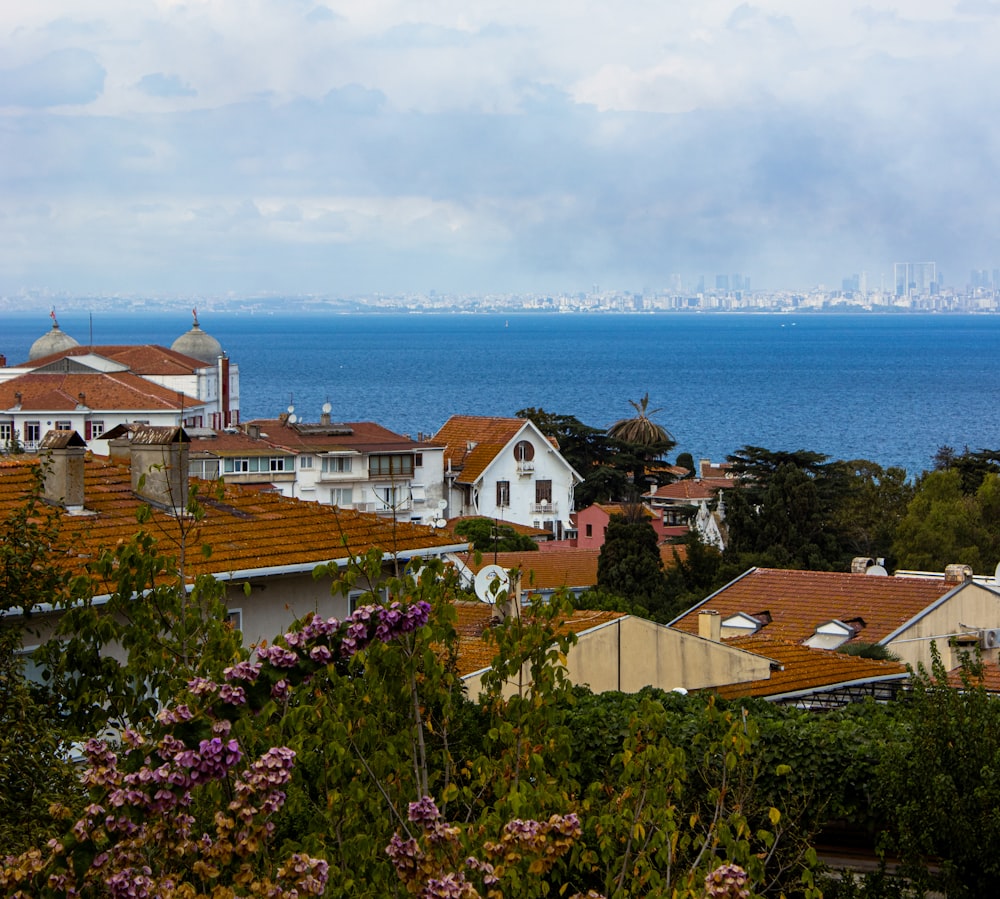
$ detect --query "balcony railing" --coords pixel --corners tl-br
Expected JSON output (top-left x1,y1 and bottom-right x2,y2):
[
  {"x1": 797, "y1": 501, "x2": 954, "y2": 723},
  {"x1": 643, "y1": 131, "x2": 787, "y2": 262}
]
[
  {"x1": 516, "y1": 461, "x2": 534, "y2": 476},
  {"x1": 530, "y1": 501, "x2": 558, "y2": 515}
]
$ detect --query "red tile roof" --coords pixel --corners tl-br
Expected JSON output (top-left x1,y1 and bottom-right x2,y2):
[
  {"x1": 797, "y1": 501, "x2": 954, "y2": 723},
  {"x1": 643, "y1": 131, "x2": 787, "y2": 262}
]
[
  {"x1": 452, "y1": 601, "x2": 626, "y2": 676},
  {"x1": 464, "y1": 549, "x2": 602, "y2": 591},
  {"x1": 432, "y1": 416, "x2": 526, "y2": 484},
  {"x1": 0, "y1": 372, "x2": 199, "y2": 412},
  {"x1": 647, "y1": 478, "x2": 734, "y2": 502},
  {"x1": 709, "y1": 635, "x2": 909, "y2": 699},
  {"x1": 24, "y1": 344, "x2": 209, "y2": 375},
  {"x1": 671, "y1": 567, "x2": 954, "y2": 645},
  {"x1": 0, "y1": 455, "x2": 463, "y2": 595},
  {"x1": 244, "y1": 418, "x2": 426, "y2": 453}
]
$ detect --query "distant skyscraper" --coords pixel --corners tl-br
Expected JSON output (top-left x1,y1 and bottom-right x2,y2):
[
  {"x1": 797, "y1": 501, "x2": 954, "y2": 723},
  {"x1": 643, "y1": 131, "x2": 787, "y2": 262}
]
[
  {"x1": 716, "y1": 274, "x2": 729, "y2": 291},
  {"x1": 894, "y1": 262, "x2": 936, "y2": 296}
]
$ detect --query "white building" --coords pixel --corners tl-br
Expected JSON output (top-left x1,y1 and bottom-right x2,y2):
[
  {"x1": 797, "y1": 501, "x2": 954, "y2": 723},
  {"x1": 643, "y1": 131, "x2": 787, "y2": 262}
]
[
  {"x1": 432, "y1": 415, "x2": 582, "y2": 539},
  {"x1": 0, "y1": 314, "x2": 239, "y2": 453}
]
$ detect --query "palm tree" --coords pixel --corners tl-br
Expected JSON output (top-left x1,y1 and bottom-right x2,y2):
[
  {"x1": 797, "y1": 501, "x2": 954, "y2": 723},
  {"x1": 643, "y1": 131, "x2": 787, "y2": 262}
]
[
  {"x1": 608, "y1": 394, "x2": 675, "y2": 447},
  {"x1": 607, "y1": 394, "x2": 676, "y2": 492}
]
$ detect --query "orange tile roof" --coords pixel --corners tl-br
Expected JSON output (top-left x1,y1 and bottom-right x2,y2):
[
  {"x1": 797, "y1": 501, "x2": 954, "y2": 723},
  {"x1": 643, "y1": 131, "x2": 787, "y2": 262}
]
[
  {"x1": 0, "y1": 456, "x2": 464, "y2": 595},
  {"x1": 24, "y1": 344, "x2": 209, "y2": 375},
  {"x1": 708, "y1": 635, "x2": 909, "y2": 699},
  {"x1": 452, "y1": 601, "x2": 626, "y2": 676},
  {"x1": 432, "y1": 415, "x2": 526, "y2": 484},
  {"x1": 0, "y1": 372, "x2": 200, "y2": 412},
  {"x1": 464, "y1": 549, "x2": 601, "y2": 591},
  {"x1": 245, "y1": 418, "x2": 427, "y2": 453},
  {"x1": 671, "y1": 567, "x2": 954, "y2": 645},
  {"x1": 647, "y1": 478, "x2": 734, "y2": 501}
]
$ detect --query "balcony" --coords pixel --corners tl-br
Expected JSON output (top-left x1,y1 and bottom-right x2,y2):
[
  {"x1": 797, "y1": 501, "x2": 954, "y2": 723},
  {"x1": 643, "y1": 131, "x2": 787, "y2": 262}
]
[
  {"x1": 530, "y1": 501, "x2": 558, "y2": 515},
  {"x1": 516, "y1": 461, "x2": 534, "y2": 476}
]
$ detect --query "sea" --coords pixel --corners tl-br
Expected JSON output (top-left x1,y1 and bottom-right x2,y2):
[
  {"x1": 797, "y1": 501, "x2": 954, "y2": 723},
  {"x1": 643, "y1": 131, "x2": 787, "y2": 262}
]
[{"x1": 4, "y1": 309, "x2": 1000, "y2": 478}]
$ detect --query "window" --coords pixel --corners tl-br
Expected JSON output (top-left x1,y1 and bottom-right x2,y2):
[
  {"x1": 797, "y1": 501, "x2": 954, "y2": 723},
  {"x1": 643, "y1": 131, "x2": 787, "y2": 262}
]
[
  {"x1": 0, "y1": 422, "x2": 12, "y2": 445},
  {"x1": 322, "y1": 455, "x2": 353, "y2": 474},
  {"x1": 379, "y1": 486, "x2": 404, "y2": 509},
  {"x1": 535, "y1": 480, "x2": 552, "y2": 504},
  {"x1": 55, "y1": 420, "x2": 72, "y2": 431},
  {"x1": 24, "y1": 421, "x2": 41, "y2": 447},
  {"x1": 331, "y1": 487, "x2": 353, "y2": 507},
  {"x1": 85, "y1": 420, "x2": 105, "y2": 440},
  {"x1": 190, "y1": 458, "x2": 221, "y2": 480},
  {"x1": 299, "y1": 455, "x2": 313, "y2": 469},
  {"x1": 512, "y1": 440, "x2": 535, "y2": 462},
  {"x1": 225, "y1": 609, "x2": 243, "y2": 633},
  {"x1": 269, "y1": 457, "x2": 288, "y2": 472},
  {"x1": 415, "y1": 453, "x2": 423, "y2": 467},
  {"x1": 585, "y1": 523, "x2": 593, "y2": 537},
  {"x1": 369, "y1": 454, "x2": 414, "y2": 477},
  {"x1": 225, "y1": 457, "x2": 251, "y2": 473},
  {"x1": 496, "y1": 480, "x2": 510, "y2": 507}
]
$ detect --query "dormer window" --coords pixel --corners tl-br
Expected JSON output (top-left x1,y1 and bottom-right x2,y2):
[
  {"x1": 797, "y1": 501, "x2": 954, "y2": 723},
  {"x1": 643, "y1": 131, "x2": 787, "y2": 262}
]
[
  {"x1": 721, "y1": 611, "x2": 769, "y2": 637},
  {"x1": 513, "y1": 440, "x2": 535, "y2": 474},
  {"x1": 804, "y1": 619, "x2": 862, "y2": 650}
]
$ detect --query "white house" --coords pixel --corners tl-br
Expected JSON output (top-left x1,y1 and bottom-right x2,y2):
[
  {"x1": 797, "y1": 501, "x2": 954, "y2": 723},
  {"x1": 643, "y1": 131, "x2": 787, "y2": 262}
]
[{"x1": 432, "y1": 415, "x2": 582, "y2": 539}]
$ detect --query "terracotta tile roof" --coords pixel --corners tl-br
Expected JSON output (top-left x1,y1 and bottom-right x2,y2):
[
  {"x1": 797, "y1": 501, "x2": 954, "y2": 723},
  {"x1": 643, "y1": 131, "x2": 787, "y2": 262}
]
[
  {"x1": 591, "y1": 502, "x2": 655, "y2": 518},
  {"x1": 671, "y1": 567, "x2": 955, "y2": 645},
  {"x1": 432, "y1": 415, "x2": 526, "y2": 484},
  {"x1": 647, "y1": 478, "x2": 734, "y2": 502},
  {"x1": 464, "y1": 549, "x2": 601, "y2": 591},
  {"x1": 0, "y1": 456, "x2": 464, "y2": 594},
  {"x1": 188, "y1": 431, "x2": 294, "y2": 456},
  {"x1": 452, "y1": 601, "x2": 626, "y2": 676},
  {"x1": 659, "y1": 543, "x2": 688, "y2": 567},
  {"x1": 947, "y1": 662, "x2": 1000, "y2": 692},
  {"x1": 708, "y1": 635, "x2": 909, "y2": 700},
  {"x1": 0, "y1": 372, "x2": 199, "y2": 412},
  {"x1": 25, "y1": 345, "x2": 209, "y2": 375},
  {"x1": 245, "y1": 418, "x2": 427, "y2": 453}
]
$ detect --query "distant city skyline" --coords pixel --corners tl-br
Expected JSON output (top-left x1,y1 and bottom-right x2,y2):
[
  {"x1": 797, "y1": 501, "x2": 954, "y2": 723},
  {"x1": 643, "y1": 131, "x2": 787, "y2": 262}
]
[{"x1": 4, "y1": 3, "x2": 1000, "y2": 297}]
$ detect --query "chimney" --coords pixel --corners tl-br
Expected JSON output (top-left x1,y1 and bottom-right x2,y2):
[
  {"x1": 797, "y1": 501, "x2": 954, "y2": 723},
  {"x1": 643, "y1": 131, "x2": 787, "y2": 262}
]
[
  {"x1": 851, "y1": 557, "x2": 876, "y2": 574},
  {"x1": 247, "y1": 423, "x2": 261, "y2": 440},
  {"x1": 698, "y1": 609, "x2": 722, "y2": 641},
  {"x1": 39, "y1": 430, "x2": 87, "y2": 512},
  {"x1": 320, "y1": 409, "x2": 331, "y2": 426},
  {"x1": 944, "y1": 563, "x2": 974, "y2": 585},
  {"x1": 129, "y1": 426, "x2": 190, "y2": 514}
]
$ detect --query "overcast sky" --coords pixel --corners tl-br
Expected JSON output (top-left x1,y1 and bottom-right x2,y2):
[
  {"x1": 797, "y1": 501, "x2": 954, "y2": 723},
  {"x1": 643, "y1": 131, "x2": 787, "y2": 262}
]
[{"x1": 2, "y1": 1, "x2": 999, "y2": 297}]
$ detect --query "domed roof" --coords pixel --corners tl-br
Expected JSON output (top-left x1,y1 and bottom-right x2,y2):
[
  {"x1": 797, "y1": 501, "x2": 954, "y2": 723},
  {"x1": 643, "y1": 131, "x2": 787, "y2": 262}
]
[
  {"x1": 171, "y1": 310, "x2": 223, "y2": 364},
  {"x1": 29, "y1": 315, "x2": 80, "y2": 361}
]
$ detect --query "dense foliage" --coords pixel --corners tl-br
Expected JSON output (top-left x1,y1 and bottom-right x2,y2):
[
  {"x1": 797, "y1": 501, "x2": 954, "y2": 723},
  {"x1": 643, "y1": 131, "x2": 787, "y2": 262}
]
[{"x1": 453, "y1": 516, "x2": 540, "y2": 553}]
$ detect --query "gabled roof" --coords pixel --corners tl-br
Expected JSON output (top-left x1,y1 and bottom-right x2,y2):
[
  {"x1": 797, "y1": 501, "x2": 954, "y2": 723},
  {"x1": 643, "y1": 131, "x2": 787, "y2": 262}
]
[
  {"x1": 244, "y1": 418, "x2": 428, "y2": 454},
  {"x1": 0, "y1": 456, "x2": 464, "y2": 598},
  {"x1": 433, "y1": 415, "x2": 529, "y2": 483},
  {"x1": 0, "y1": 371, "x2": 201, "y2": 413},
  {"x1": 709, "y1": 635, "x2": 909, "y2": 701},
  {"x1": 451, "y1": 601, "x2": 626, "y2": 677},
  {"x1": 21, "y1": 344, "x2": 212, "y2": 376},
  {"x1": 670, "y1": 567, "x2": 959, "y2": 646}
]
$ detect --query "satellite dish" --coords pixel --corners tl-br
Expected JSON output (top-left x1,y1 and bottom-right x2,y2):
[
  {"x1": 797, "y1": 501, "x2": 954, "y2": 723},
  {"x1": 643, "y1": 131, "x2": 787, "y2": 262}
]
[
  {"x1": 437, "y1": 499, "x2": 448, "y2": 510},
  {"x1": 474, "y1": 564, "x2": 510, "y2": 604},
  {"x1": 287, "y1": 405, "x2": 295, "y2": 414},
  {"x1": 435, "y1": 518, "x2": 447, "y2": 528},
  {"x1": 288, "y1": 414, "x2": 298, "y2": 424},
  {"x1": 322, "y1": 402, "x2": 332, "y2": 414}
]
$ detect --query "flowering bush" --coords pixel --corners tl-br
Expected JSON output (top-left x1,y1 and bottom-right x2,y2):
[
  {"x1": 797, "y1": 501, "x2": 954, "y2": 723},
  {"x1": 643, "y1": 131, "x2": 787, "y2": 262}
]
[{"x1": 0, "y1": 598, "x2": 432, "y2": 898}]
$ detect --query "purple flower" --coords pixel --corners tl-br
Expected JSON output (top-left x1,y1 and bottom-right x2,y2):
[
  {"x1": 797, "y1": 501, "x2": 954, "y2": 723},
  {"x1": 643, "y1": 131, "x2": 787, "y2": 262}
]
[{"x1": 408, "y1": 795, "x2": 441, "y2": 827}]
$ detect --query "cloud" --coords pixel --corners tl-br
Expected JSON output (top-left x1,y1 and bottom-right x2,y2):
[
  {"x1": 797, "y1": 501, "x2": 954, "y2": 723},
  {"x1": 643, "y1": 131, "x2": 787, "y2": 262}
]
[
  {"x1": 136, "y1": 73, "x2": 197, "y2": 98},
  {"x1": 0, "y1": 48, "x2": 105, "y2": 107}
]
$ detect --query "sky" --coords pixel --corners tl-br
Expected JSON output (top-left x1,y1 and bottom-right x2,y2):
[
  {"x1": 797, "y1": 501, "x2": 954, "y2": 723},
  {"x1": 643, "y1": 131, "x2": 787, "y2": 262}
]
[{"x1": 2, "y1": 1, "x2": 1000, "y2": 297}]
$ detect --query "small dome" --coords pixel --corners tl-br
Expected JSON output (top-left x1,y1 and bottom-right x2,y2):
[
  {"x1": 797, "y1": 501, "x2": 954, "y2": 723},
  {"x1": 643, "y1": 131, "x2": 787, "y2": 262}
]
[
  {"x1": 171, "y1": 311, "x2": 223, "y2": 364},
  {"x1": 29, "y1": 318, "x2": 80, "y2": 361}
]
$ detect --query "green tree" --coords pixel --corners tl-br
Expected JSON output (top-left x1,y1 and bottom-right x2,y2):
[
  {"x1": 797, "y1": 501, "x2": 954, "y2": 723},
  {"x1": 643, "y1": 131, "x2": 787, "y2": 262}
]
[
  {"x1": 831, "y1": 459, "x2": 913, "y2": 567},
  {"x1": 873, "y1": 646, "x2": 1000, "y2": 898},
  {"x1": 891, "y1": 468, "x2": 1000, "y2": 571},
  {"x1": 454, "y1": 517, "x2": 539, "y2": 553},
  {"x1": 595, "y1": 509, "x2": 671, "y2": 619}
]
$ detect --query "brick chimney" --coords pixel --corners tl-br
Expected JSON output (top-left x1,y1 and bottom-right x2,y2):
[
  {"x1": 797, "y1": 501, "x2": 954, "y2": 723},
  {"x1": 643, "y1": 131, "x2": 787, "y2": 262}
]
[
  {"x1": 39, "y1": 430, "x2": 87, "y2": 513},
  {"x1": 129, "y1": 426, "x2": 190, "y2": 514},
  {"x1": 944, "y1": 563, "x2": 974, "y2": 585}
]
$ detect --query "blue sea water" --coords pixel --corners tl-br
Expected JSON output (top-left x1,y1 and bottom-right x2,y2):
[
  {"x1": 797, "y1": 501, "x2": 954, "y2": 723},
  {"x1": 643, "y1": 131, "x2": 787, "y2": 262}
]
[{"x1": 3, "y1": 309, "x2": 1000, "y2": 477}]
